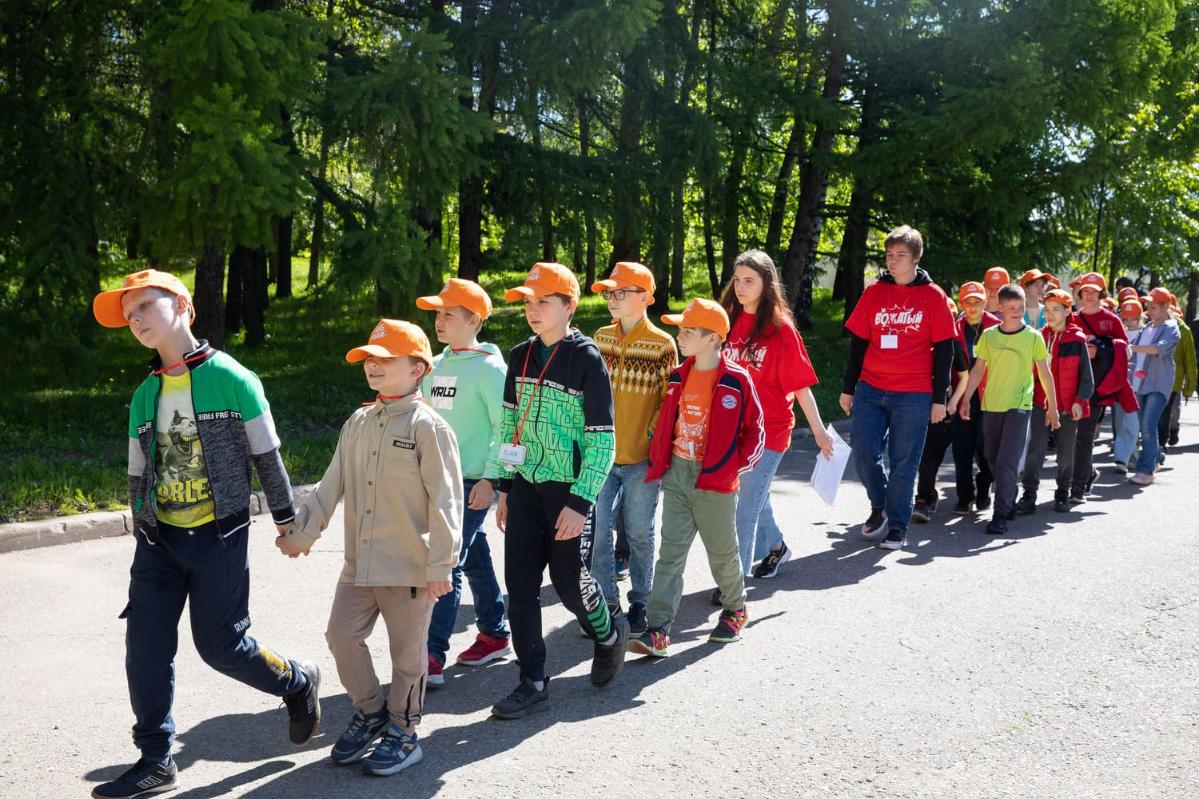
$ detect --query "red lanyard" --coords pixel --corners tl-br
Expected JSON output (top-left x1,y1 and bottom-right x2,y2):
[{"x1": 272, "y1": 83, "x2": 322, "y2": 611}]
[
  {"x1": 513, "y1": 341, "x2": 561, "y2": 446},
  {"x1": 363, "y1": 388, "x2": 419, "y2": 406},
  {"x1": 153, "y1": 353, "x2": 207, "y2": 375}
]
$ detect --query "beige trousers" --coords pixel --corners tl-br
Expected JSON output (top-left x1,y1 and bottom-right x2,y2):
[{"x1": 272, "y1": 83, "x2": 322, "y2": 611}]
[{"x1": 325, "y1": 583, "x2": 433, "y2": 735}]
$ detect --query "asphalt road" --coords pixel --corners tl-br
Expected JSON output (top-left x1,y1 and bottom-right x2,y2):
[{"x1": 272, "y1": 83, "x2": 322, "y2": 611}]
[{"x1": 3, "y1": 407, "x2": 1197, "y2": 798}]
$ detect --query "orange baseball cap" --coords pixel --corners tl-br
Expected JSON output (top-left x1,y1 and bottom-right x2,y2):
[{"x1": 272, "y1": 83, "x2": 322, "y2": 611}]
[
  {"x1": 416, "y1": 278, "x2": 493, "y2": 320},
  {"x1": 660, "y1": 297, "x2": 731, "y2": 339},
  {"x1": 503, "y1": 262, "x2": 580, "y2": 302},
  {"x1": 1018, "y1": 269, "x2": 1050, "y2": 286},
  {"x1": 1043, "y1": 289, "x2": 1073, "y2": 308},
  {"x1": 93, "y1": 269, "x2": 195, "y2": 329},
  {"x1": 346, "y1": 319, "x2": 433, "y2": 368},
  {"x1": 1119, "y1": 299, "x2": 1143, "y2": 319},
  {"x1": 1074, "y1": 272, "x2": 1107, "y2": 292},
  {"x1": 1144, "y1": 287, "x2": 1174, "y2": 306},
  {"x1": 958, "y1": 281, "x2": 986, "y2": 303},
  {"x1": 1116, "y1": 286, "x2": 1139, "y2": 302},
  {"x1": 983, "y1": 267, "x2": 1010, "y2": 288},
  {"x1": 1045, "y1": 275, "x2": 1062, "y2": 289},
  {"x1": 1100, "y1": 297, "x2": 1118, "y2": 310},
  {"x1": 592, "y1": 261, "x2": 655, "y2": 295}
]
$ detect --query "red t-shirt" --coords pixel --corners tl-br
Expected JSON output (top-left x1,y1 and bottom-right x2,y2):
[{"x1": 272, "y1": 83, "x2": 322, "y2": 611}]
[
  {"x1": 845, "y1": 279, "x2": 957, "y2": 394},
  {"x1": 1072, "y1": 308, "x2": 1129, "y2": 342},
  {"x1": 723, "y1": 312, "x2": 818, "y2": 452}
]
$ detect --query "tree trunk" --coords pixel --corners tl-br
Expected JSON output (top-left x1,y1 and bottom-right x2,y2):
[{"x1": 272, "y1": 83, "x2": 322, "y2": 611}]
[
  {"x1": 720, "y1": 140, "x2": 746, "y2": 287},
  {"x1": 781, "y1": 4, "x2": 848, "y2": 329},
  {"x1": 703, "y1": 184, "x2": 719, "y2": 297},
  {"x1": 670, "y1": 184, "x2": 685, "y2": 300},
  {"x1": 244, "y1": 248, "x2": 268, "y2": 346},
  {"x1": 225, "y1": 245, "x2": 248, "y2": 334},
  {"x1": 835, "y1": 184, "x2": 873, "y2": 325},
  {"x1": 578, "y1": 94, "x2": 598, "y2": 288},
  {"x1": 276, "y1": 214, "x2": 293, "y2": 298},
  {"x1": 766, "y1": 121, "x2": 805, "y2": 258},
  {"x1": 610, "y1": 49, "x2": 647, "y2": 266},
  {"x1": 1185, "y1": 269, "x2": 1198, "y2": 322},
  {"x1": 194, "y1": 242, "x2": 226, "y2": 349},
  {"x1": 307, "y1": 0, "x2": 336, "y2": 290}
]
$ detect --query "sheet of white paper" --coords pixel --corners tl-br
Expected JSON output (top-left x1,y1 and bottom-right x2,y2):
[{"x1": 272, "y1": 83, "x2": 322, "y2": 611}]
[{"x1": 810, "y1": 424, "x2": 852, "y2": 506}]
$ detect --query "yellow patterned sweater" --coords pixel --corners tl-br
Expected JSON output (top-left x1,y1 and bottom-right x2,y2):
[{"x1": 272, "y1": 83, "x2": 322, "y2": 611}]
[{"x1": 593, "y1": 317, "x2": 679, "y2": 464}]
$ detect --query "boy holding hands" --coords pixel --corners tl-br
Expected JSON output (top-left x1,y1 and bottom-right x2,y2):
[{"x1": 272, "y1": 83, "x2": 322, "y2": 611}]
[{"x1": 278, "y1": 320, "x2": 462, "y2": 776}]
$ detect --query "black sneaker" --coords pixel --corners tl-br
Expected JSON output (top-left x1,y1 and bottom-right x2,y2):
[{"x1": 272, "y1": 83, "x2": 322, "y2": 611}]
[
  {"x1": 878, "y1": 529, "x2": 906, "y2": 550},
  {"x1": 1014, "y1": 492, "x2": 1037, "y2": 515},
  {"x1": 953, "y1": 499, "x2": 972, "y2": 515},
  {"x1": 491, "y1": 677, "x2": 550, "y2": 719},
  {"x1": 283, "y1": 662, "x2": 321, "y2": 745},
  {"x1": 92, "y1": 757, "x2": 178, "y2": 798},
  {"x1": 1086, "y1": 468, "x2": 1099, "y2": 493},
  {"x1": 975, "y1": 492, "x2": 992, "y2": 512},
  {"x1": 330, "y1": 707, "x2": 390, "y2": 765},
  {"x1": 710, "y1": 587, "x2": 723, "y2": 606},
  {"x1": 985, "y1": 516, "x2": 1008, "y2": 535},
  {"x1": 911, "y1": 499, "x2": 932, "y2": 524},
  {"x1": 626, "y1": 602, "x2": 648, "y2": 637},
  {"x1": 1069, "y1": 490, "x2": 1086, "y2": 505},
  {"x1": 860, "y1": 508, "x2": 887, "y2": 541},
  {"x1": 752, "y1": 541, "x2": 792, "y2": 578},
  {"x1": 1053, "y1": 496, "x2": 1070, "y2": 512},
  {"x1": 590, "y1": 614, "x2": 630, "y2": 687}
]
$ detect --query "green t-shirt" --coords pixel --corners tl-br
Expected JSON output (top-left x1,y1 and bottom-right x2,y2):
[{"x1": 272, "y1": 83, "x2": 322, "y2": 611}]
[{"x1": 975, "y1": 324, "x2": 1048, "y2": 412}]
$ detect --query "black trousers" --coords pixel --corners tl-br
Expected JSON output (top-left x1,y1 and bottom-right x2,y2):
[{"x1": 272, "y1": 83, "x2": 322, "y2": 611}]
[
  {"x1": 1071, "y1": 402, "x2": 1107, "y2": 495},
  {"x1": 504, "y1": 475, "x2": 614, "y2": 683}
]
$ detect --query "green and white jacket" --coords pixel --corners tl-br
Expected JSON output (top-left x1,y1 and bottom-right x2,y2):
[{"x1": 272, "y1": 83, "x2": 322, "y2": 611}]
[{"x1": 127, "y1": 341, "x2": 294, "y2": 541}]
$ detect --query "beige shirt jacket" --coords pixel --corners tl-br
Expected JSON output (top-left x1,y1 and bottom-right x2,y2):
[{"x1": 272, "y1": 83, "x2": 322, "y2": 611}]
[{"x1": 288, "y1": 393, "x2": 463, "y2": 587}]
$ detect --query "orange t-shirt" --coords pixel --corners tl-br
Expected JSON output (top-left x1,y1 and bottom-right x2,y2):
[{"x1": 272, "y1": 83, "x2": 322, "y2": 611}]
[{"x1": 672, "y1": 366, "x2": 720, "y2": 461}]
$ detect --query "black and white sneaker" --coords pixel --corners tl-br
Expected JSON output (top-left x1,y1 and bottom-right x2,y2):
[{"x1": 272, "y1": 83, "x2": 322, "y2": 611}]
[
  {"x1": 860, "y1": 508, "x2": 887, "y2": 541},
  {"x1": 330, "y1": 707, "x2": 390, "y2": 764},
  {"x1": 911, "y1": 499, "x2": 933, "y2": 524},
  {"x1": 626, "y1": 602, "x2": 648, "y2": 637},
  {"x1": 590, "y1": 614, "x2": 630, "y2": 687},
  {"x1": 92, "y1": 757, "x2": 178, "y2": 798},
  {"x1": 878, "y1": 529, "x2": 906, "y2": 550},
  {"x1": 491, "y1": 677, "x2": 550, "y2": 719},
  {"x1": 710, "y1": 587, "x2": 723, "y2": 606},
  {"x1": 284, "y1": 662, "x2": 321, "y2": 745},
  {"x1": 752, "y1": 542, "x2": 793, "y2": 578}
]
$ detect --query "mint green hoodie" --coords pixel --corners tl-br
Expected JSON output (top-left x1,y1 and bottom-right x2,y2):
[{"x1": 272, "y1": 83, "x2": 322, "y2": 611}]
[{"x1": 421, "y1": 342, "x2": 507, "y2": 480}]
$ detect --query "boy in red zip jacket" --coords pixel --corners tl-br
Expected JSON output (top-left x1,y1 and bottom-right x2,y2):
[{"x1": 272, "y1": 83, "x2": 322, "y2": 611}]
[
  {"x1": 627, "y1": 298, "x2": 764, "y2": 658},
  {"x1": 1017, "y1": 289, "x2": 1095, "y2": 514}
]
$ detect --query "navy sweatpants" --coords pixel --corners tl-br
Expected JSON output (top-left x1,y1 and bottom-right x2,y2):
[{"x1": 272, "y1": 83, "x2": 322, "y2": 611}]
[{"x1": 122, "y1": 520, "x2": 305, "y2": 760}]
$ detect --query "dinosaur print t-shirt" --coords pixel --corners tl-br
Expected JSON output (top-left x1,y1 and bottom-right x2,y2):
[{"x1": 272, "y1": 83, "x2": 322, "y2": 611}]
[{"x1": 155, "y1": 370, "x2": 215, "y2": 528}]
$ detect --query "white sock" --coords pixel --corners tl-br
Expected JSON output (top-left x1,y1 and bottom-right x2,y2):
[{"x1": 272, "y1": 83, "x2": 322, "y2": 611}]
[{"x1": 599, "y1": 629, "x2": 618, "y2": 647}]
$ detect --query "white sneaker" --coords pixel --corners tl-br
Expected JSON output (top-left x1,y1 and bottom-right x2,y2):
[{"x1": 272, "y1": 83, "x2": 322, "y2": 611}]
[{"x1": 1129, "y1": 473, "x2": 1154, "y2": 485}]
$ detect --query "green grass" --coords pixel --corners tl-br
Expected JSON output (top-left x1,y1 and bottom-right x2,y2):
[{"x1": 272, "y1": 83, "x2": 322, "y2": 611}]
[{"x1": 0, "y1": 258, "x2": 848, "y2": 523}]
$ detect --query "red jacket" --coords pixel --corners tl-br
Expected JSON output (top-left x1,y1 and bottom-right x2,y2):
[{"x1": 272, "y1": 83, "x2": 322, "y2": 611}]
[
  {"x1": 1035, "y1": 323, "x2": 1093, "y2": 416},
  {"x1": 647, "y1": 355, "x2": 764, "y2": 493}
]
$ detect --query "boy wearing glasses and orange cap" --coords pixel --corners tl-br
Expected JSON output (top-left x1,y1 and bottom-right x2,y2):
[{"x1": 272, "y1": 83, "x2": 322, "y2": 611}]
[
  {"x1": 91, "y1": 270, "x2": 319, "y2": 798},
  {"x1": 629, "y1": 298, "x2": 764, "y2": 658},
  {"x1": 278, "y1": 319, "x2": 463, "y2": 776},
  {"x1": 414, "y1": 279, "x2": 512, "y2": 685},
  {"x1": 488, "y1": 262, "x2": 627, "y2": 720},
  {"x1": 590, "y1": 262, "x2": 678, "y2": 637}
]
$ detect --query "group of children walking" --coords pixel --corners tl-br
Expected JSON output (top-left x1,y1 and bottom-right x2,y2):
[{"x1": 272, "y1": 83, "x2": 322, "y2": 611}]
[{"x1": 89, "y1": 232, "x2": 1194, "y2": 796}]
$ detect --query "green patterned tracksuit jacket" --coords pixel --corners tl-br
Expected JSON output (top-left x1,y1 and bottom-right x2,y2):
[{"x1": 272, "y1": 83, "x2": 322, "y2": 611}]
[
  {"x1": 127, "y1": 341, "x2": 295, "y2": 542},
  {"x1": 492, "y1": 330, "x2": 615, "y2": 515}
]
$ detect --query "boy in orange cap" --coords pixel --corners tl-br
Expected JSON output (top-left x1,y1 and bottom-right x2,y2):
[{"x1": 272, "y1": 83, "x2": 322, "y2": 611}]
[
  {"x1": 91, "y1": 270, "x2": 319, "y2": 799},
  {"x1": 590, "y1": 262, "x2": 678, "y2": 636},
  {"x1": 1018, "y1": 269, "x2": 1050, "y2": 328},
  {"x1": 278, "y1": 319, "x2": 463, "y2": 775},
  {"x1": 629, "y1": 298, "x2": 763, "y2": 657},
  {"x1": 414, "y1": 279, "x2": 512, "y2": 684},
  {"x1": 983, "y1": 266, "x2": 1010, "y2": 314},
  {"x1": 488, "y1": 262, "x2": 627, "y2": 719}
]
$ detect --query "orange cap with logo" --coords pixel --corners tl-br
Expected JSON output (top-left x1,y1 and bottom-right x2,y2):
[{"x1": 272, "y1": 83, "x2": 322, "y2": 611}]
[
  {"x1": 1116, "y1": 286, "x2": 1139, "y2": 302},
  {"x1": 958, "y1": 281, "x2": 986, "y2": 303},
  {"x1": 591, "y1": 261, "x2": 655, "y2": 295},
  {"x1": 93, "y1": 269, "x2": 195, "y2": 329},
  {"x1": 1073, "y1": 272, "x2": 1107, "y2": 292},
  {"x1": 1144, "y1": 287, "x2": 1174, "y2": 307},
  {"x1": 660, "y1": 297, "x2": 731, "y2": 340},
  {"x1": 504, "y1": 262, "x2": 580, "y2": 302},
  {"x1": 1043, "y1": 289, "x2": 1073, "y2": 308},
  {"x1": 416, "y1": 278, "x2": 493, "y2": 320},
  {"x1": 1045, "y1": 275, "x2": 1062, "y2": 289},
  {"x1": 983, "y1": 267, "x2": 1010, "y2": 288},
  {"x1": 346, "y1": 319, "x2": 433, "y2": 369},
  {"x1": 1119, "y1": 299, "x2": 1143, "y2": 319},
  {"x1": 1018, "y1": 268, "x2": 1050, "y2": 286}
]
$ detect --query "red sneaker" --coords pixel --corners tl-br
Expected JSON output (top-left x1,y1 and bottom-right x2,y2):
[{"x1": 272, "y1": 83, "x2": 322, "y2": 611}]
[
  {"x1": 455, "y1": 632, "x2": 512, "y2": 666},
  {"x1": 427, "y1": 652, "x2": 445, "y2": 686}
]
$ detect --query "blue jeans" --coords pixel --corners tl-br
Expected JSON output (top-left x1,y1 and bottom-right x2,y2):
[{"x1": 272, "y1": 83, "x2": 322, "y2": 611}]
[
  {"x1": 428, "y1": 480, "x2": 509, "y2": 664},
  {"x1": 592, "y1": 460, "x2": 660, "y2": 608},
  {"x1": 1112, "y1": 404, "x2": 1139, "y2": 465},
  {"x1": 735, "y1": 447, "x2": 785, "y2": 576},
  {"x1": 850, "y1": 381, "x2": 932, "y2": 534},
  {"x1": 1134, "y1": 392, "x2": 1167, "y2": 476}
]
